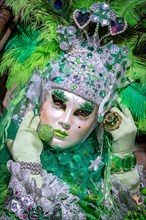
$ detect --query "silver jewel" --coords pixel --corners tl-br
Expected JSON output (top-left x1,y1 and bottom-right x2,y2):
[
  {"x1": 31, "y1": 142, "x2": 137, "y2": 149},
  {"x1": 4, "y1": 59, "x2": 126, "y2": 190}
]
[
  {"x1": 90, "y1": 14, "x2": 99, "y2": 23},
  {"x1": 101, "y1": 2, "x2": 110, "y2": 11},
  {"x1": 110, "y1": 10, "x2": 116, "y2": 21},
  {"x1": 68, "y1": 36, "x2": 76, "y2": 45},
  {"x1": 89, "y1": 156, "x2": 103, "y2": 171},
  {"x1": 60, "y1": 41, "x2": 69, "y2": 51},
  {"x1": 101, "y1": 19, "x2": 109, "y2": 26},
  {"x1": 90, "y1": 3, "x2": 100, "y2": 12},
  {"x1": 110, "y1": 44, "x2": 120, "y2": 54},
  {"x1": 122, "y1": 46, "x2": 129, "y2": 54},
  {"x1": 57, "y1": 26, "x2": 65, "y2": 34},
  {"x1": 67, "y1": 26, "x2": 76, "y2": 35}
]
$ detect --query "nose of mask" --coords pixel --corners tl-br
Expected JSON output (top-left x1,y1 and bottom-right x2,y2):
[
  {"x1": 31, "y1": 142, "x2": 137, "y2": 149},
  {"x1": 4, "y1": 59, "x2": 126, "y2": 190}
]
[{"x1": 38, "y1": 124, "x2": 54, "y2": 142}]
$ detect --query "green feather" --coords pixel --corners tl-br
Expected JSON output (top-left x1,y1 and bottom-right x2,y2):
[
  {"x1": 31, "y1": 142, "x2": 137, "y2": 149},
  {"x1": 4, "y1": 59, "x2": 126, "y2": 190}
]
[
  {"x1": 111, "y1": 0, "x2": 146, "y2": 26},
  {"x1": 6, "y1": 0, "x2": 71, "y2": 26},
  {"x1": 71, "y1": 0, "x2": 97, "y2": 9},
  {"x1": 119, "y1": 83, "x2": 146, "y2": 132},
  {"x1": 0, "y1": 165, "x2": 11, "y2": 216},
  {"x1": 0, "y1": 24, "x2": 61, "y2": 89}
]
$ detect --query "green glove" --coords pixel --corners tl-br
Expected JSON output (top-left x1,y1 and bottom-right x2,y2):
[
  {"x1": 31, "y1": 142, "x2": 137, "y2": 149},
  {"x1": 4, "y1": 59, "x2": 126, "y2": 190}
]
[
  {"x1": 109, "y1": 105, "x2": 137, "y2": 155},
  {"x1": 107, "y1": 105, "x2": 140, "y2": 192},
  {"x1": 6, "y1": 111, "x2": 43, "y2": 163}
]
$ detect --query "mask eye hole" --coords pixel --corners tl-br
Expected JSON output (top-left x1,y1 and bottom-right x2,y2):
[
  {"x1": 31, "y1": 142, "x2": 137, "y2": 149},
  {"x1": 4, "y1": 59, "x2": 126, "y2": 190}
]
[
  {"x1": 52, "y1": 94, "x2": 66, "y2": 110},
  {"x1": 74, "y1": 109, "x2": 92, "y2": 118}
]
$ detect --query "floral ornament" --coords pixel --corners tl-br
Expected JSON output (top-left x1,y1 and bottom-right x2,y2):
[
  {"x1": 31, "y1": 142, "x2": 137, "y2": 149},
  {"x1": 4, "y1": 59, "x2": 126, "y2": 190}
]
[
  {"x1": 103, "y1": 112, "x2": 122, "y2": 131},
  {"x1": 57, "y1": 25, "x2": 79, "y2": 51},
  {"x1": 90, "y1": 2, "x2": 113, "y2": 26}
]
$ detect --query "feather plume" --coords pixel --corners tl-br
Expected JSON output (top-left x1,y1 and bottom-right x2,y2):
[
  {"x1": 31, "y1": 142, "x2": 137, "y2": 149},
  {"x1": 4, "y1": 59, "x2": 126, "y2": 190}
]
[
  {"x1": 111, "y1": 0, "x2": 146, "y2": 26},
  {"x1": 120, "y1": 83, "x2": 146, "y2": 132},
  {"x1": 71, "y1": 0, "x2": 97, "y2": 9}
]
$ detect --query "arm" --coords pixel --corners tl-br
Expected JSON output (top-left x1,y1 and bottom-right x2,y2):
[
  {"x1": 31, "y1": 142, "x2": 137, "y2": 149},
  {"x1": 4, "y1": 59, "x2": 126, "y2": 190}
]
[
  {"x1": 2, "y1": 111, "x2": 84, "y2": 219},
  {"x1": 105, "y1": 105, "x2": 140, "y2": 193}
]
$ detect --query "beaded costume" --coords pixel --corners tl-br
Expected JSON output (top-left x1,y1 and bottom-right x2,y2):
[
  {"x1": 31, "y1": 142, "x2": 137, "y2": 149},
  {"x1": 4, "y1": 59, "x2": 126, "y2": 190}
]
[{"x1": 0, "y1": 1, "x2": 146, "y2": 219}]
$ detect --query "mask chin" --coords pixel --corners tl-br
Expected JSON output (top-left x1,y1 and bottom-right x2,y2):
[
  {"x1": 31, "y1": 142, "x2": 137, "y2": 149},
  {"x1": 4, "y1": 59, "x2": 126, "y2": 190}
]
[{"x1": 50, "y1": 119, "x2": 98, "y2": 150}]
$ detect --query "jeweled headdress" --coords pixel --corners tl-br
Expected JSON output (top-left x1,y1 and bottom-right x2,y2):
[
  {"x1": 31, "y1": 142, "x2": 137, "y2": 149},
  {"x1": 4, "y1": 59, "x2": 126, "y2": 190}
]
[{"x1": 34, "y1": 2, "x2": 129, "y2": 118}]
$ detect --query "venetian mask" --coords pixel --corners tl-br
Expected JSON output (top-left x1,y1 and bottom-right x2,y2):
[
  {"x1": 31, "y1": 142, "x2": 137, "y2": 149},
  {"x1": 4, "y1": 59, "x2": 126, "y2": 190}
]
[{"x1": 40, "y1": 89, "x2": 98, "y2": 148}]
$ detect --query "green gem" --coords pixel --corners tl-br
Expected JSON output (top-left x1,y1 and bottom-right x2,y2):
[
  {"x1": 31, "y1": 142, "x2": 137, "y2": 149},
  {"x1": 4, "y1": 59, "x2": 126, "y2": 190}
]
[
  {"x1": 99, "y1": 90, "x2": 105, "y2": 97},
  {"x1": 121, "y1": 78, "x2": 126, "y2": 83},
  {"x1": 72, "y1": 85, "x2": 77, "y2": 90},
  {"x1": 76, "y1": 29, "x2": 81, "y2": 36},
  {"x1": 97, "y1": 116, "x2": 103, "y2": 123},
  {"x1": 104, "y1": 101, "x2": 110, "y2": 108},
  {"x1": 112, "y1": 156, "x2": 122, "y2": 172},
  {"x1": 123, "y1": 155, "x2": 132, "y2": 171},
  {"x1": 34, "y1": 108, "x2": 38, "y2": 115},
  {"x1": 97, "y1": 48, "x2": 103, "y2": 54},
  {"x1": 93, "y1": 75, "x2": 98, "y2": 79},
  {"x1": 53, "y1": 76, "x2": 64, "y2": 83},
  {"x1": 118, "y1": 17, "x2": 124, "y2": 24},
  {"x1": 87, "y1": 53, "x2": 92, "y2": 58},
  {"x1": 81, "y1": 65, "x2": 86, "y2": 68},
  {"x1": 81, "y1": 41, "x2": 87, "y2": 47},
  {"x1": 81, "y1": 8, "x2": 87, "y2": 14},
  {"x1": 88, "y1": 46, "x2": 94, "y2": 51},
  {"x1": 66, "y1": 73, "x2": 70, "y2": 77},
  {"x1": 113, "y1": 84, "x2": 118, "y2": 90},
  {"x1": 106, "y1": 64, "x2": 112, "y2": 70},
  {"x1": 116, "y1": 71, "x2": 121, "y2": 79},
  {"x1": 64, "y1": 68, "x2": 70, "y2": 72},
  {"x1": 89, "y1": 64, "x2": 94, "y2": 69},
  {"x1": 99, "y1": 73, "x2": 103, "y2": 77},
  {"x1": 76, "y1": 58, "x2": 80, "y2": 64}
]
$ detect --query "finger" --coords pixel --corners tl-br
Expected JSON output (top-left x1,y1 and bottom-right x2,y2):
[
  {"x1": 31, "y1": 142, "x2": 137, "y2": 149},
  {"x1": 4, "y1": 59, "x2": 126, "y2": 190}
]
[
  {"x1": 19, "y1": 111, "x2": 34, "y2": 130},
  {"x1": 110, "y1": 107, "x2": 125, "y2": 118},
  {"x1": 29, "y1": 115, "x2": 40, "y2": 130},
  {"x1": 5, "y1": 139, "x2": 13, "y2": 152}
]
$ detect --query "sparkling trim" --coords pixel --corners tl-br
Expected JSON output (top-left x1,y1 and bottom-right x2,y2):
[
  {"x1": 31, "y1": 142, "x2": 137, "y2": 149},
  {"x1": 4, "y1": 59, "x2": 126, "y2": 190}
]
[{"x1": 3, "y1": 160, "x2": 86, "y2": 220}]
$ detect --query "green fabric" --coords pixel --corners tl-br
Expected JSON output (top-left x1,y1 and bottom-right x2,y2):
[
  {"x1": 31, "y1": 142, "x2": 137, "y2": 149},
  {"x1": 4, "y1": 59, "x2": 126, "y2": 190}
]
[
  {"x1": 40, "y1": 132, "x2": 113, "y2": 217},
  {"x1": 0, "y1": 108, "x2": 17, "y2": 164}
]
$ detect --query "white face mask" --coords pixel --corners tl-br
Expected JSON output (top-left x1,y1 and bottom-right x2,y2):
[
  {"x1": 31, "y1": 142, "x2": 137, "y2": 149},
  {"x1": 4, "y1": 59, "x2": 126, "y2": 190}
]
[{"x1": 40, "y1": 89, "x2": 98, "y2": 149}]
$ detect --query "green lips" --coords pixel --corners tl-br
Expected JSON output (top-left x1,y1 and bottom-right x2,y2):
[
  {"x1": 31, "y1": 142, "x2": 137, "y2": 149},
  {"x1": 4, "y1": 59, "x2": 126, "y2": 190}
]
[{"x1": 54, "y1": 129, "x2": 68, "y2": 139}]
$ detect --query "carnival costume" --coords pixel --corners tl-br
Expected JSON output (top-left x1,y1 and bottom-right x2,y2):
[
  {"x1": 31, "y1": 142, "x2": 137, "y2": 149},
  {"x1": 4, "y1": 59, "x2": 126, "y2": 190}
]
[{"x1": 0, "y1": 0, "x2": 146, "y2": 219}]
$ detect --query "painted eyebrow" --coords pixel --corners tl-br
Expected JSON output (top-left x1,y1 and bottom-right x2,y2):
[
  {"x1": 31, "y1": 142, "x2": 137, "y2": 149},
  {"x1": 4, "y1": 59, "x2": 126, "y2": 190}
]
[
  {"x1": 52, "y1": 90, "x2": 68, "y2": 102},
  {"x1": 80, "y1": 101, "x2": 95, "y2": 112}
]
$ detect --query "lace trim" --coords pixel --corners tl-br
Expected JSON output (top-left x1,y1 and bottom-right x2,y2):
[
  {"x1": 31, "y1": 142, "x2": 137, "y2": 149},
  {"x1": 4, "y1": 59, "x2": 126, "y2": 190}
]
[{"x1": 2, "y1": 160, "x2": 86, "y2": 220}]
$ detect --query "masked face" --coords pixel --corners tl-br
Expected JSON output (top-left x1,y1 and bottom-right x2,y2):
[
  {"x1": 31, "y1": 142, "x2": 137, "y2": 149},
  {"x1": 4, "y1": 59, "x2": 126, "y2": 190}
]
[{"x1": 40, "y1": 89, "x2": 98, "y2": 149}]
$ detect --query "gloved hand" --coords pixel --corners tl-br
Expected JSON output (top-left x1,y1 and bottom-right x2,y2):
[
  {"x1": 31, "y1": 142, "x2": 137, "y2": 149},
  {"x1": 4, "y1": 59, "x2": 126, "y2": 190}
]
[
  {"x1": 6, "y1": 111, "x2": 43, "y2": 163},
  {"x1": 105, "y1": 105, "x2": 140, "y2": 193},
  {"x1": 6, "y1": 111, "x2": 43, "y2": 187},
  {"x1": 109, "y1": 105, "x2": 137, "y2": 156}
]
